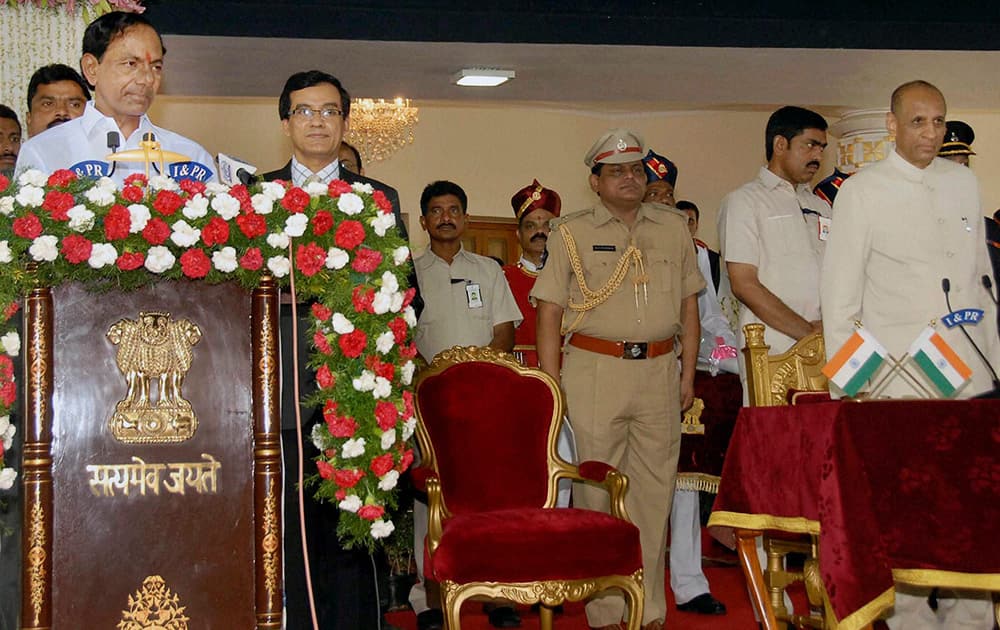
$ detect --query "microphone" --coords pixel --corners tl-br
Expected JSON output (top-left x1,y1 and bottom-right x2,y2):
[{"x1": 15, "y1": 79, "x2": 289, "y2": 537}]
[
  {"x1": 106, "y1": 131, "x2": 120, "y2": 176},
  {"x1": 236, "y1": 168, "x2": 254, "y2": 186},
  {"x1": 982, "y1": 275, "x2": 999, "y2": 305},
  {"x1": 942, "y1": 277, "x2": 1000, "y2": 397}
]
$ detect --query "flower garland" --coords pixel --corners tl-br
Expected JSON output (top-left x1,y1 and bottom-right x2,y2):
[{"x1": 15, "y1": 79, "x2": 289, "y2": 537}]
[
  {"x1": 0, "y1": 169, "x2": 417, "y2": 550},
  {"x1": 2, "y1": 1, "x2": 144, "y2": 16}
]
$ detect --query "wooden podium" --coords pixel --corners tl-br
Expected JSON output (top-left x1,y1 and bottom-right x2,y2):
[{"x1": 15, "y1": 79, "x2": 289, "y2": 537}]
[{"x1": 19, "y1": 277, "x2": 281, "y2": 629}]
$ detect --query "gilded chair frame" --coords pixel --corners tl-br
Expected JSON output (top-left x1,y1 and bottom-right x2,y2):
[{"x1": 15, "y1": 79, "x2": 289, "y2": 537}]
[
  {"x1": 743, "y1": 322, "x2": 827, "y2": 407},
  {"x1": 414, "y1": 345, "x2": 644, "y2": 630}
]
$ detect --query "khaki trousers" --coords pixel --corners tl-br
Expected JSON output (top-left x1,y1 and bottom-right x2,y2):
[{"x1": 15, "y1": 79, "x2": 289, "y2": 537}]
[{"x1": 562, "y1": 347, "x2": 681, "y2": 627}]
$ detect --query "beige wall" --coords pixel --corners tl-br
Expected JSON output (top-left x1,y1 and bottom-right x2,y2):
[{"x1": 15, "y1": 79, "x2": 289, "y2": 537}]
[{"x1": 149, "y1": 97, "x2": 1000, "y2": 252}]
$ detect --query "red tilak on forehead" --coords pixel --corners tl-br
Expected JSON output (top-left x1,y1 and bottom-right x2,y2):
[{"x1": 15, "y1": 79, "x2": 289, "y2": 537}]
[{"x1": 145, "y1": 51, "x2": 152, "y2": 63}]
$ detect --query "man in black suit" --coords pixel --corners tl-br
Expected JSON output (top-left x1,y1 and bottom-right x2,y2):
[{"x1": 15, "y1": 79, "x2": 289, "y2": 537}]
[{"x1": 263, "y1": 70, "x2": 408, "y2": 630}]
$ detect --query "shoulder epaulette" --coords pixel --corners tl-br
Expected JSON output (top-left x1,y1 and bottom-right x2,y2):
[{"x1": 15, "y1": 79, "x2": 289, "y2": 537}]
[{"x1": 551, "y1": 208, "x2": 589, "y2": 227}]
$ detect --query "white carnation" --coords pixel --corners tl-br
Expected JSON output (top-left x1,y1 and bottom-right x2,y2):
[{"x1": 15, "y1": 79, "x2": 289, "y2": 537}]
[
  {"x1": 351, "y1": 182, "x2": 374, "y2": 195},
  {"x1": 370, "y1": 211, "x2": 396, "y2": 237},
  {"x1": 339, "y1": 495, "x2": 362, "y2": 512},
  {"x1": 127, "y1": 204, "x2": 150, "y2": 233},
  {"x1": 304, "y1": 180, "x2": 328, "y2": 197},
  {"x1": 95, "y1": 176, "x2": 116, "y2": 191},
  {"x1": 352, "y1": 370, "x2": 376, "y2": 392},
  {"x1": 376, "y1": 331, "x2": 395, "y2": 355},
  {"x1": 66, "y1": 205, "x2": 95, "y2": 232},
  {"x1": 389, "y1": 291, "x2": 404, "y2": 313},
  {"x1": 29, "y1": 235, "x2": 58, "y2": 262},
  {"x1": 341, "y1": 437, "x2": 366, "y2": 459},
  {"x1": 403, "y1": 305, "x2": 417, "y2": 327},
  {"x1": 1, "y1": 422, "x2": 13, "y2": 449},
  {"x1": 266, "y1": 232, "x2": 289, "y2": 250},
  {"x1": 211, "y1": 192, "x2": 241, "y2": 220},
  {"x1": 326, "y1": 247, "x2": 349, "y2": 270},
  {"x1": 402, "y1": 418, "x2": 416, "y2": 440},
  {"x1": 372, "y1": 376, "x2": 392, "y2": 399},
  {"x1": 0, "y1": 197, "x2": 15, "y2": 216},
  {"x1": 212, "y1": 246, "x2": 238, "y2": 273},
  {"x1": 15, "y1": 185, "x2": 44, "y2": 207},
  {"x1": 266, "y1": 255, "x2": 290, "y2": 278},
  {"x1": 261, "y1": 181, "x2": 286, "y2": 201},
  {"x1": 380, "y1": 429, "x2": 396, "y2": 451},
  {"x1": 205, "y1": 182, "x2": 231, "y2": 195},
  {"x1": 1, "y1": 331, "x2": 20, "y2": 356},
  {"x1": 378, "y1": 470, "x2": 400, "y2": 491},
  {"x1": 182, "y1": 193, "x2": 209, "y2": 219},
  {"x1": 401, "y1": 361, "x2": 416, "y2": 386},
  {"x1": 284, "y1": 213, "x2": 308, "y2": 238},
  {"x1": 330, "y1": 313, "x2": 355, "y2": 334},
  {"x1": 0, "y1": 468, "x2": 16, "y2": 490},
  {"x1": 144, "y1": 245, "x2": 176, "y2": 273},
  {"x1": 170, "y1": 220, "x2": 201, "y2": 247},
  {"x1": 17, "y1": 169, "x2": 47, "y2": 187},
  {"x1": 310, "y1": 423, "x2": 326, "y2": 450},
  {"x1": 371, "y1": 290, "x2": 392, "y2": 315},
  {"x1": 149, "y1": 175, "x2": 179, "y2": 191},
  {"x1": 0, "y1": 241, "x2": 11, "y2": 263},
  {"x1": 370, "y1": 519, "x2": 395, "y2": 539},
  {"x1": 0, "y1": 415, "x2": 8, "y2": 435},
  {"x1": 83, "y1": 185, "x2": 115, "y2": 206},
  {"x1": 251, "y1": 193, "x2": 274, "y2": 215},
  {"x1": 337, "y1": 192, "x2": 364, "y2": 215},
  {"x1": 88, "y1": 243, "x2": 118, "y2": 269},
  {"x1": 380, "y1": 271, "x2": 399, "y2": 293}
]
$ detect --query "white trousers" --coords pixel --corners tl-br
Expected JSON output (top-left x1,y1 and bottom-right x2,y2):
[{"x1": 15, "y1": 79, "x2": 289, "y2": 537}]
[{"x1": 668, "y1": 489, "x2": 710, "y2": 605}]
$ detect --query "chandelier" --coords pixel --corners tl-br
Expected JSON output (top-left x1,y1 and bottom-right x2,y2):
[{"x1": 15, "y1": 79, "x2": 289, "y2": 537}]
[{"x1": 346, "y1": 97, "x2": 419, "y2": 164}]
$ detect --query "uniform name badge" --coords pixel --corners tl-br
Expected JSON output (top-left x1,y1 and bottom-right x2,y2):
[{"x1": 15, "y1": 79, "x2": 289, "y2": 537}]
[
  {"x1": 465, "y1": 282, "x2": 483, "y2": 309},
  {"x1": 817, "y1": 216, "x2": 831, "y2": 241}
]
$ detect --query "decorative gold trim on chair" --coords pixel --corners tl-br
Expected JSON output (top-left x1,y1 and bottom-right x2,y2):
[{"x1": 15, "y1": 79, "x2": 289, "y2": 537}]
[{"x1": 743, "y1": 323, "x2": 828, "y2": 406}]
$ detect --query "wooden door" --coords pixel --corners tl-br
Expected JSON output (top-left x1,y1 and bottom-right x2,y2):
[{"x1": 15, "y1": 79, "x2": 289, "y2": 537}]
[{"x1": 462, "y1": 218, "x2": 520, "y2": 265}]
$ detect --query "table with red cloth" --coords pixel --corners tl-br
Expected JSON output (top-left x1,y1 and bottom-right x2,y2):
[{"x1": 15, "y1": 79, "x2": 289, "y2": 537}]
[{"x1": 708, "y1": 399, "x2": 1000, "y2": 630}]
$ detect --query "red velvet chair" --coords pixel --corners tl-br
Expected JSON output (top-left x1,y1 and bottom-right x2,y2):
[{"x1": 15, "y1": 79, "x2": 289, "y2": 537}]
[{"x1": 413, "y1": 346, "x2": 644, "y2": 630}]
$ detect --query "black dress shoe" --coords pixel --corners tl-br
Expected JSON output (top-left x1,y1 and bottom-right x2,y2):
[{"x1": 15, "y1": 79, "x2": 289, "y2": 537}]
[
  {"x1": 417, "y1": 608, "x2": 444, "y2": 630},
  {"x1": 676, "y1": 593, "x2": 727, "y2": 615},
  {"x1": 486, "y1": 605, "x2": 521, "y2": 628}
]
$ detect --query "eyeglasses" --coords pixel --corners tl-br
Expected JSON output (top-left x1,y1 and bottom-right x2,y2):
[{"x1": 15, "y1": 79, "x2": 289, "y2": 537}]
[{"x1": 288, "y1": 106, "x2": 344, "y2": 120}]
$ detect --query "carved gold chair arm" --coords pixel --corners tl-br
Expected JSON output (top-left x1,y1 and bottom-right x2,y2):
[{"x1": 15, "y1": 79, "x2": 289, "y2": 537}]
[
  {"x1": 558, "y1": 461, "x2": 632, "y2": 522},
  {"x1": 424, "y1": 475, "x2": 449, "y2": 555}
]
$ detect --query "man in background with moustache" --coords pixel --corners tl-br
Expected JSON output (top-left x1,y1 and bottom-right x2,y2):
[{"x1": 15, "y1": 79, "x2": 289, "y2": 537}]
[
  {"x1": 25, "y1": 64, "x2": 90, "y2": 138},
  {"x1": 0, "y1": 106, "x2": 20, "y2": 178}
]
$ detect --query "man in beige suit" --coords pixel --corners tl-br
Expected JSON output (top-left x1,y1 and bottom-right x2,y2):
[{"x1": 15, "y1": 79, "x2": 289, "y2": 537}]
[{"x1": 821, "y1": 80, "x2": 998, "y2": 628}]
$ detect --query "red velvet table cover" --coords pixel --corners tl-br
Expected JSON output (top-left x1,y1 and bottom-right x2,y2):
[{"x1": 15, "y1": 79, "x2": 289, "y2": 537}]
[{"x1": 709, "y1": 399, "x2": 1000, "y2": 629}]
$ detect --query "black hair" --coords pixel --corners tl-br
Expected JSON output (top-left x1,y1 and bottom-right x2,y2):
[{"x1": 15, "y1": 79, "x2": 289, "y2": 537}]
[
  {"x1": 82, "y1": 11, "x2": 164, "y2": 65},
  {"x1": 27, "y1": 64, "x2": 91, "y2": 111},
  {"x1": 675, "y1": 200, "x2": 699, "y2": 220},
  {"x1": 340, "y1": 141, "x2": 362, "y2": 171},
  {"x1": 0, "y1": 104, "x2": 20, "y2": 127},
  {"x1": 420, "y1": 180, "x2": 467, "y2": 216},
  {"x1": 765, "y1": 106, "x2": 827, "y2": 162},
  {"x1": 278, "y1": 70, "x2": 351, "y2": 121}
]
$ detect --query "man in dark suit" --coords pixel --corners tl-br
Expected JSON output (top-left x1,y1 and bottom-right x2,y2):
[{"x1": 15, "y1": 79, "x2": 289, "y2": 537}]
[{"x1": 263, "y1": 70, "x2": 409, "y2": 630}]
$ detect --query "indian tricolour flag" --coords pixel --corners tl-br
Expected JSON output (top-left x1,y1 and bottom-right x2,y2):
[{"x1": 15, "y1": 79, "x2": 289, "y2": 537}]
[
  {"x1": 908, "y1": 326, "x2": 972, "y2": 397},
  {"x1": 822, "y1": 328, "x2": 888, "y2": 397}
]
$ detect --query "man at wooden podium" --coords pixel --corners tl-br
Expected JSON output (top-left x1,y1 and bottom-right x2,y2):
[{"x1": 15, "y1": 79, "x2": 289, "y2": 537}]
[{"x1": 261, "y1": 69, "x2": 407, "y2": 630}]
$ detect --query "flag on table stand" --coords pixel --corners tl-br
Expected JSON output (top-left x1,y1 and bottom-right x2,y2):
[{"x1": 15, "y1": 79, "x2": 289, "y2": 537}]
[
  {"x1": 908, "y1": 326, "x2": 972, "y2": 397},
  {"x1": 822, "y1": 328, "x2": 888, "y2": 397}
]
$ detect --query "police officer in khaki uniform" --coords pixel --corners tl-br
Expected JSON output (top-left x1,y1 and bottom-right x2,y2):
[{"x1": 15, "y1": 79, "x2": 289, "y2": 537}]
[{"x1": 532, "y1": 129, "x2": 704, "y2": 630}]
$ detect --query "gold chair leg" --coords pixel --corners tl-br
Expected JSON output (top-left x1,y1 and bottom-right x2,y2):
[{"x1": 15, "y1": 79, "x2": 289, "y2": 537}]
[
  {"x1": 736, "y1": 528, "x2": 780, "y2": 630},
  {"x1": 622, "y1": 573, "x2": 644, "y2": 630},
  {"x1": 539, "y1": 604, "x2": 554, "y2": 630}
]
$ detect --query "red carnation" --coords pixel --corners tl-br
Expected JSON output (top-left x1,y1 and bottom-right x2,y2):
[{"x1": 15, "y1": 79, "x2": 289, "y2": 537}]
[
  {"x1": 401, "y1": 287, "x2": 416, "y2": 309},
  {"x1": 0, "y1": 355, "x2": 13, "y2": 379},
  {"x1": 399, "y1": 343, "x2": 418, "y2": 360},
  {"x1": 116, "y1": 251, "x2": 145, "y2": 271},
  {"x1": 311, "y1": 303, "x2": 332, "y2": 321},
  {"x1": 338, "y1": 329, "x2": 367, "y2": 358},
  {"x1": 312, "y1": 210, "x2": 334, "y2": 236},
  {"x1": 351, "y1": 248, "x2": 383, "y2": 273},
  {"x1": 46, "y1": 169, "x2": 77, "y2": 188},
  {"x1": 42, "y1": 190, "x2": 75, "y2": 221},
  {"x1": 351, "y1": 286, "x2": 376, "y2": 313},
  {"x1": 326, "y1": 414, "x2": 358, "y2": 438},
  {"x1": 123, "y1": 173, "x2": 148, "y2": 188},
  {"x1": 358, "y1": 504, "x2": 385, "y2": 521},
  {"x1": 120, "y1": 184, "x2": 145, "y2": 203},
  {"x1": 239, "y1": 247, "x2": 263, "y2": 270},
  {"x1": 397, "y1": 448, "x2": 415, "y2": 472},
  {"x1": 228, "y1": 184, "x2": 252, "y2": 211},
  {"x1": 12, "y1": 213, "x2": 43, "y2": 239},
  {"x1": 402, "y1": 390, "x2": 415, "y2": 419},
  {"x1": 281, "y1": 187, "x2": 310, "y2": 213},
  {"x1": 236, "y1": 212, "x2": 267, "y2": 239},
  {"x1": 3, "y1": 301, "x2": 20, "y2": 322},
  {"x1": 141, "y1": 217, "x2": 170, "y2": 245},
  {"x1": 103, "y1": 204, "x2": 132, "y2": 241},
  {"x1": 0, "y1": 380, "x2": 15, "y2": 407},
  {"x1": 314, "y1": 331, "x2": 333, "y2": 355},
  {"x1": 295, "y1": 242, "x2": 327, "y2": 277},
  {"x1": 61, "y1": 234, "x2": 93, "y2": 264},
  {"x1": 179, "y1": 178, "x2": 206, "y2": 196},
  {"x1": 388, "y1": 317, "x2": 409, "y2": 344},
  {"x1": 372, "y1": 189, "x2": 392, "y2": 214},
  {"x1": 0, "y1": 174, "x2": 10, "y2": 193},
  {"x1": 316, "y1": 460, "x2": 334, "y2": 480},
  {"x1": 179, "y1": 248, "x2": 211, "y2": 279},
  {"x1": 334, "y1": 220, "x2": 365, "y2": 250},
  {"x1": 335, "y1": 489, "x2": 346, "y2": 500},
  {"x1": 371, "y1": 453, "x2": 394, "y2": 477},
  {"x1": 201, "y1": 216, "x2": 230, "y2": 246},
  {"x1": 374, "y1": 401, "x2": 399, "y2": 431},
  {"x1": 334, "y1": 468, "x2": 364, "y2": 488},
  {"x1": 152, "y1": 189, "x2": 184, "y2": 216},
  {"x1": 328, "y1": 179, "x2": 353, "y2": 196},
  {"x1": 366, "y1": 355, "x2": 395, "y2": 382},
  {"x1": 316, "y1": 364, "x2": 335, "y2": 389}
]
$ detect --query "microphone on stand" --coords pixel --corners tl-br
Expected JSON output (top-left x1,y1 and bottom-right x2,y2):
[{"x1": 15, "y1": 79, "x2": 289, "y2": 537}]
[
  {"x1": 236, "y1": 168, "x2": 255, "y2": 186},
  {"x1": 981, "y1": 275, "x2": 999, "y2": 305},
  {"x1": 106, "y1": 131, "x2": 121, "y2": 177},
  {"x1": 942, "y1": 277, "x2": 1000, "y2": 398}
]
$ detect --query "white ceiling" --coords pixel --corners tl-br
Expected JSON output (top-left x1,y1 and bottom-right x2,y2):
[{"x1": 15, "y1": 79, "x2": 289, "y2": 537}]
[{"x1": 161, "y1": 35, "x2": 1000, "y2": 114}]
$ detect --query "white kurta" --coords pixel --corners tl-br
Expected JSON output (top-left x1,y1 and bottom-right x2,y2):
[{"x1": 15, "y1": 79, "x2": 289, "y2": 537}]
[{"x1": 822, "y1": 150, "x2": 1000, "y2": 398}]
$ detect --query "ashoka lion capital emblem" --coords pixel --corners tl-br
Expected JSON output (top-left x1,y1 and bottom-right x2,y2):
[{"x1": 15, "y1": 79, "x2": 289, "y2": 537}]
[{"x1": 107, "y1": 311, "x2": 202, "y2": 444}]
